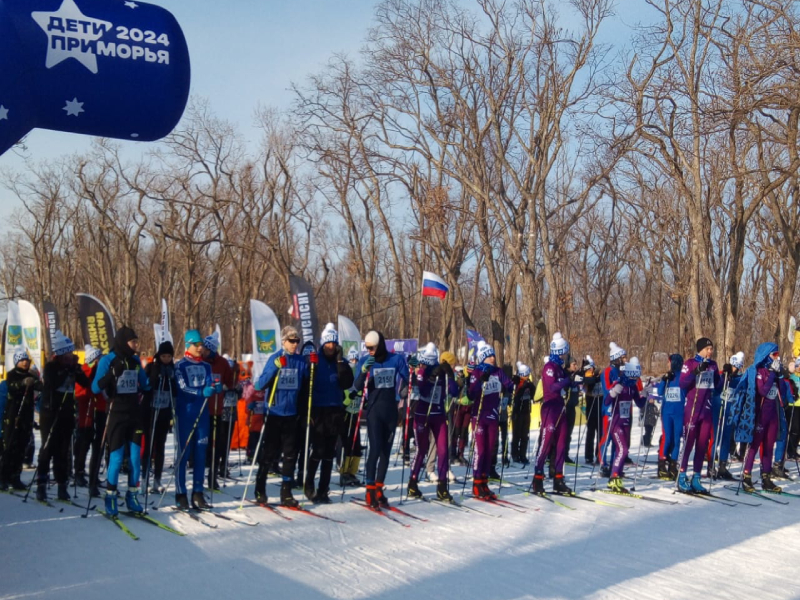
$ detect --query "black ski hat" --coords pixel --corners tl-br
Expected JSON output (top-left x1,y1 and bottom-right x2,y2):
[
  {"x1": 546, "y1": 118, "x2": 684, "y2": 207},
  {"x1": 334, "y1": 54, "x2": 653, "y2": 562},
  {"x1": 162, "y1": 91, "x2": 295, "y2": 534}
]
[
  {"x1": 156, "y1": 341, "x2": 174, "y2": 359},
  {"x1": 669, "y1": 353, "x2": 684, "y2": 373},
  {"x1": 113, "y1": 326, "x2": 138, "y2": 358},
  {"x1": 696, "y1": 337, "x2": 713, "y2": 353}
]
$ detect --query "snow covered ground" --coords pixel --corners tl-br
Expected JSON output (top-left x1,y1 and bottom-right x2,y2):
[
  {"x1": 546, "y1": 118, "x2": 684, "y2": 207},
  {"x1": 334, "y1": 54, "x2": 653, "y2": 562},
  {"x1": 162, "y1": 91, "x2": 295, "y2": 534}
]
[{"x1": 2, "y1": 423, "x2": 800, "y2": 600}]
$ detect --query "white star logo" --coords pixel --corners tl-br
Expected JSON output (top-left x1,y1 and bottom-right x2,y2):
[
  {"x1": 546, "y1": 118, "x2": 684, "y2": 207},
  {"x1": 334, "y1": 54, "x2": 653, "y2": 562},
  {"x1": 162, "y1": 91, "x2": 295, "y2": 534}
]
[
  {"x1": 0, "y1": 105, "x2": 8, "y2": 121},
  {"x1": 31, "y1": 0, "x2": 112, "y2": 74},
  {"x1": 63, "y1": 98, "x2": 85, "y2": 117},
  {"x1": 124, "y1": 1, "x2": 138, "y2": 7}
]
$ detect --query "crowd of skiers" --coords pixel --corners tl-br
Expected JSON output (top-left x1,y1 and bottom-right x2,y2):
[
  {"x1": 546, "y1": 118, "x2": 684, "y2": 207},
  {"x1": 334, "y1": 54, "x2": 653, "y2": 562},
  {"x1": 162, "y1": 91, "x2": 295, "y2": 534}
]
[{"x1": 1, "y1": 321, "x2": 799, "y2": 518}]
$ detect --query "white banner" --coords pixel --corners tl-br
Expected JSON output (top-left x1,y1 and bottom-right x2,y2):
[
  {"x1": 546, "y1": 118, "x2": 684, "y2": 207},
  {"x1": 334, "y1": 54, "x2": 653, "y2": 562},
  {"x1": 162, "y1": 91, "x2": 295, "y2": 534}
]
[
  {"x1": 154, "y1": 298, "x2": 173, "y2": 351},
  {"x1": 251, "y1": 299, "x2": 280, "y2": 380},
  {"x1": 215, "y1": 323, "x2": 222, "y2": 354},
  {"x1": 4, "y1": 301, "x2": 22, "y2": 373},
  {"x1": 337, "y1": 314, "x2": 361, "y2": 358},
  {"x1": 18, "y1": 300, "x2": 43, "y2": 372}
]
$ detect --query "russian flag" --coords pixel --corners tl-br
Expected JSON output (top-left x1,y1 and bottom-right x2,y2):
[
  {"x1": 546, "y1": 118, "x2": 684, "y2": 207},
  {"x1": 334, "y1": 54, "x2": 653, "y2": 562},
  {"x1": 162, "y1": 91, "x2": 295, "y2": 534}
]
[{"x1": 421, "y1": 271, "x2": 449, "y2": 299}]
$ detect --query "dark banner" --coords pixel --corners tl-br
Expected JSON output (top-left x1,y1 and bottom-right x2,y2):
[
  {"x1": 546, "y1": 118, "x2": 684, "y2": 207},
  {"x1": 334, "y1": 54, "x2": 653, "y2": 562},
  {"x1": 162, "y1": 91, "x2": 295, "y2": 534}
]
[
  {"x1": 77, "y1": 292, "x2": 115, "y2": 354},
  {"x1": 288, "y1": 275, "x2": 319, "y2": 347},
  {"x1": 42, "y1": 299, "x2": 59, "y2": 354},
  {"x1": 0, "y1": 0, "x2": 191, "y2": 156}
]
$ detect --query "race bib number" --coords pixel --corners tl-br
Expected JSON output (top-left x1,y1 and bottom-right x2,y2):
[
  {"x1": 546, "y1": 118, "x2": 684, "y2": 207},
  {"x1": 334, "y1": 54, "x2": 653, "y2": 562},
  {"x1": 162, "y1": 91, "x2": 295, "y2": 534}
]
[
  {"x1": 619, "y1": 401, "x2": 632, "y2": 419},
  {"x1": 152, "y1": 390, "x2": 171, "y2": 409},
  {"x1": 522, "y1": 391, "x2": 531, "y2": 402},
  {"x1": 278, "y1": 368, "x2": 299, "y2": 390},
  {"x1": 665, "y1": 388, "x2": 681, "y2": 403},
  {"x1": 252, "y1": 401, "x2": 265, "y2": 415},
  {"x1": 427, "y1": 386, "x2": 442, "y2": 406},
  {"x1": 116, "y1": 370, "x2": 137, "y2": 395},
  {"x1": 224, "y1": 391, "x2": 238, "y2": 407},
  {"x1": 57, "y1": 376, "x2": 75, "y2": 395},
  {"x1": 767, "y1": 385, "x2": 778, "y2": 400},
  {"x1": 484, "y1": 376, "x2": 501, "y2": 395},
  {"x1": 221, "y1": 407, "x2": 233, "y2": 422},
  {"x1": 697, "y1": 371, "x2": 714, "y2": 390},
  {"x1": 185, "y1": 365, "x2": 207, "y2": 388},
  {"x1": 373, "y1": 368, "x2": 395, "y2": 389}
]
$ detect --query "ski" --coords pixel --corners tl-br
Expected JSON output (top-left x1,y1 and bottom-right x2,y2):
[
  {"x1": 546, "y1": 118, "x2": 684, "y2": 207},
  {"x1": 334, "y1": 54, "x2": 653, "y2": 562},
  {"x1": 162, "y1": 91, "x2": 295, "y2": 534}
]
[
  {"x1": 428, "y1": 496, "x2": 502, "y2": 517},
  {"x1": 702, "y1": 492, "x2": 761, "y2": 507},
  {"x1": 350, "y1": 498, "x2": 410, "y2": 527},
  {"x1": 243, "y1": 500, "x2": 293, "y2": 521},
  {"x1": 56, "y1": 498, "x2": 97, "y2": 511},
  {"x1": 529, "y1": 492, "x2": 577, "y2": 511},
  {"x1": 404, "y1": 496, "x2": 468, "y2": 513},
  {"x1": 594, "y1": 489, "x2": 679, "y2": 505},
  {"x1": 196, "y1": 506, "x2": 259, "y2": 526},
  {"x1": 675, "y1": 491, "x2": 736, "y2": 507},
  {"x1": 380, "y1": 503, "x2": 427, "y2": 522},
  {"x1": 555, "y1": 492, "x2": 631, "y2": 508},
  {"x1": 122, "y1": 511, "x2": 187, "y2": 535},
  {"x1": 170, "y1": 507, "x2": 219, "y2": 528},
  {"x1": 723, "y1": 484, "x2": 790, "y2": 505},
  {"x1": 280, "y1": 504, "x2": 346, "y2": 523},
  {"x1": 96, "y1": 508, "x2": 139, "y2": 540},
  {"x1": 764, "y1": 489, "x2": 800, "y2": 498}
]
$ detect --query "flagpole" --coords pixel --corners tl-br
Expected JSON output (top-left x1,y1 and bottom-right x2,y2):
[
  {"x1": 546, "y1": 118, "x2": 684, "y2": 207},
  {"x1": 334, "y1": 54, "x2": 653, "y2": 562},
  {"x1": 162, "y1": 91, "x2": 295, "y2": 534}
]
[{"x1": 416, "y1": 281, "x2": 424, "y2": 342}]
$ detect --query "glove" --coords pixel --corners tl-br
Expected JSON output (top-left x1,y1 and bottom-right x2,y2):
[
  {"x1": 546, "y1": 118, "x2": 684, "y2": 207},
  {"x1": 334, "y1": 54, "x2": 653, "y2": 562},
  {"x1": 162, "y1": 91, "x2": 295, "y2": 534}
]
[
  {"x1": 610, "y1": 383, "x2": 624, "y2": 398},
  {"x1": 215, "y1": 382, "x2": 224, "y2": 394},
  {"x1": 408, "y1": 355, "x2": 419, "y2": 368},
  {"x1": 203, "y1": 386, "x2": 216, "y2": 398},
  {"x1": 343, "y1": 395, "x2": 352, "y2": 407},
  {"x1": 335, "y1": 345, "x2": 343, "y2": 363},
  {"x1": 23, "y1": 376, "x2": 36, "y2": 388},
  {"x1": 361, "y1": 356, "x2": 375, "y2": 374},
  {"x1": 309, "y1": 351, "x2": 319, "y2": 364},
  {"x1": 481, "y1": 369, "x2": 491, "y2": 382},
  {"x1": 722, "y1": 364, "x2": 732, "y2": 376},
  {"x1": 459, "y1": 396, "x2": 470, "y2": 406},
  {"x1": 770, "y1": 358, "x2": 781, "y2": 373},
  {"x1": 274, "y1": 355, "x2": 287, "y2": 369},
  {"x1": 694, "y1": 361, "x2": 709, "y2": 374}
]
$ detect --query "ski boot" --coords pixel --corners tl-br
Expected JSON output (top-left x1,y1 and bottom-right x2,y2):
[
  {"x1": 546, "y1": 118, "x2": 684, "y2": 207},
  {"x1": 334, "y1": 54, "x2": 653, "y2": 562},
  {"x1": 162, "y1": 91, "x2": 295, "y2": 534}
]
[
  {"x1": 280, "y1": 482, "x2": 299, "y2": 508},
  {"x1": 677, "y1": 472, "x2": 692, "y2": 493},
  {"x1": 375, "y1": 482, "x2": 389, "y2": 507},
  {"x1": 365, "y1": 484, "x2": 379, "y2": 509},
  {"x1": 304, "y1": 481, "x2": 316, "y2": 501},
  {"x1": 668, "y1": 459, "x2": 679, "y2": 480},
  {"x1": 771, "y1": 461, "x2": 791, "y2": 480},
  {"x1": 150, "y1": 477, "x2": 162, "y2": 494},
  {"x1": 480, "y1": 480, "x2": 498, "y2": 500},
  {"x1": 9, "y1": 476, "x2": 25, "y2": 491},
  {"x1": 192, "y1": 491, "x2": 211, "y2": 510},
  {"x1": 426, "y1": 470, "x2": 439, "y2": 483},
  {"x1": 565, "y1": 456, "x2": 577, "y2": 466},
  {"x1": 89, "y1": 485, "x2": 102, "y2": 498},
  {"x1": 762, "y1": 473, "x2": 782, "y2": 493},
  {"x1": 57, "y1": 482, "x2": 71, "y2": 502},
  {"x1": 608, "y1": 476, "x2": 628, "y2": 493},
  {"x1": 254, "y1": 488, "x2": 268, "y2": 506},
  {"x1": 520, "y1": 457, "x2": 530, "y2": 467},
  {"x1": 553, "y1": 474, "x2": 572, "y2": 495},
  {"x1": 407, "y1": 477, "x2": 423, "y2": 499},
  {"x1": 74, "y1": 472, "x2": 88, "y2": 488},
  {"x1": 312, "y1": 488, "x2": 332, "y2": 504},
  {"x1": 690, "y1": 473, "x2": 707, "y2": 494},
  {"x1": 716, "y1": 461, "x2": 735, "y2": 481},
  {"x1": 436, "y1": 480, "x2": 453, "y2": 503},
  {"x1": 657, "y1": 459, "x2": 670, "y2": 479},
  {"x1": 104, "y1": 491, "x2": 119, "y2": 516},
  {"x1": 36, "y1": 482, "x2": 47, "y2": 502},
  {"x1": 624, "y1": 456, "x2": 634, "y2": 465},
  {"x1": 742, "y1": 473, "x2": 755, "y2": 493},
  {"x1": 125, "y1": 487, "x2": 144, "y2": 513},
  {"x1": 600, "y1": 464, "x2": 610, "y2": 478},
  {"x1": 532, "y1": 473, "x2": 545, "y2": 495},
  {"x1": 472, "y1": 478, "x2": 490, "y2": 500},
  {"x1": 175, "y1": 493, "x2": 190, "y2": 510},
  {"x1": 489, "y1": 467, "x2": 501, "y2": 481}
]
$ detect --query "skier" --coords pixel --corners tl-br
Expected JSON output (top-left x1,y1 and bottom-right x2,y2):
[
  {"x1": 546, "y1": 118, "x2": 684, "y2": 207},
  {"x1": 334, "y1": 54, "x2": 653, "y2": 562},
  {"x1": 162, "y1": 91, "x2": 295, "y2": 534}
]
[
  {"x1": 92, "y1": 327, "x2": 150, "y2": 515},
  {"x1": 450, "y1": 365, "x2": 472, "y2": 466},
  {"x1": 303, "y1": 323, "x2": 354, "y2": 504},
  {"x1": 606, "y1": 358, "x2": 645, "y2": 493},
  {"x1": 466, "y1": 341, "x2": 513, "y2": 499},
  {"x1": 407, "y1": 342, "x2": 459, "y2": 501},
  {"x1": 253, "y1": 325, "x2": 312, "y2": 508},
  {"x1": 353, "y1": 330, "x2": 411, "y2": 508},
  {"x1": 714, "y1": 352, "x2": 745, "y2": 480},
  {"x1": 655, "y1": 354, "x2": 686, "y2": 480},
  {"x1": 598, "y1": 342, "x2": 628, "y2": 476},
  {"x1": 787, "y1": 358, "x2": 800, "y2": 462},
  {"x1": 510, "y1": 362, "x2": 534, "y2": 465},
  {"x1": 201, "y1": 333, "x2": 236, "y2": 491},
  {"x1": 172, "y1": 330, "x2": 218, "y2": 510},
  {"x1": 581, "y1": 356, "x2": 602, "y2": 465},
  {"x1": 73, "y1": 345, "x2": 101, "y2": 488},
  {"x1": 677, "y1": 337, "x2": 722, "y2": 494},
  {"x1": 339, "y1": 347, "x2": 364, "y2": 486},
  {"x1": 548, "y1": 354, "x2": 580, "y2": 473},
  {"x1": 142, "y1": 341, "x2": 175, "y2": 493},
  {"x1": 38, "y1": 332, "x2": 91, "y2": 502},
  {"x1": 0, "y1": 348, "x2": 42, "y2": 490}
]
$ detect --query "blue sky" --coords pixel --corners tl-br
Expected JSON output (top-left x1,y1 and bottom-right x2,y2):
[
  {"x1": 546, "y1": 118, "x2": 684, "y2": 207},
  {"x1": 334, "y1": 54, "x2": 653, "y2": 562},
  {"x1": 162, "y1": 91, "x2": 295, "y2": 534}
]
[{"x1": 0, "y1": 0, "x2": 656, "y2": 220}]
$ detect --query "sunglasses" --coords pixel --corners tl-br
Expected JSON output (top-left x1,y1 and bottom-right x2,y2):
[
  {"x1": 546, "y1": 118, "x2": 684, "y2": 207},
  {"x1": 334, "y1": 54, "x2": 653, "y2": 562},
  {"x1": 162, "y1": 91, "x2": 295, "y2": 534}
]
[
  {"x1": 189, "y1": 342, "x2": 204, "y2": 347},
  {"x1": 366, "y1": 345, "x2": 376, "y2": 351},
  {"x1": 287, "y1": 339, "x2": 300, "y2": 344}
]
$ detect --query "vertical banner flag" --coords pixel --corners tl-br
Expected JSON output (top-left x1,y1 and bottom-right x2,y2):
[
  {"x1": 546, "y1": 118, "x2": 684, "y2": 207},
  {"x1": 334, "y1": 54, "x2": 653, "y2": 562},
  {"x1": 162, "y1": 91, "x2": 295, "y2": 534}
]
[
  {"x1": 421, "y1": 271, "x2": 449, "y2": 299},
  {"x1": 4, "y1": 301, "x2": 22, "y2": 373},
  {"x1": 153, "y1": 297, "x2": 172, "y2": 350},
  {"x1": 288, "y1": 275, "x2": 319, "y2": 347},
  {"x1": 42, "y1": 299, "x2": 59, "y2": 355},
  {"x1": 250, "y1": 299, "x2": 280, "y2": 380},
  {"x1": 214, "y1": 323, "x2": 222, "y2": 353},
  {"x1": 337, "y1": 314, "x2": 361, "y2": 359},
  {"x1": 18, "y1": 299, "x2": 43, "y2": 371},
  {"x1": 0, "y1": 0, "x2": 191, "y2": 156},
  {"x1": 76, "y1": 292, "x2": 115, "y2": 354},
  {"x1": 465, "y1": 328, "x2": 486, "y2": 365}
]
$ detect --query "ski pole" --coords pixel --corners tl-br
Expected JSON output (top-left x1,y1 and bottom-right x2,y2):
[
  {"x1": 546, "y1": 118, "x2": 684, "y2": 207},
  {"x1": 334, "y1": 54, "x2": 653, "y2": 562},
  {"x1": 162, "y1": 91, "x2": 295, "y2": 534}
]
[
  {"x1": 301, "y1": 360, "x2": 316, "y2": 501},
  {"x1": 498, "y1": 398, "x2": 509, "y2": 495},
  {"x1": 210, "y1": 413, "x2": 217, "y2": 506},
  {"x1": 238, "y1": 375, "x2": 280, "y2": 509},
  {"x1": 708, "y1": 373, "x2": 729, "y2": 494},
  {"x1": 223, "y1": 398, "x2": 235, "y2": 487},
  {"x1": 573, "y1": 393, "x2": 585, "y2": 493},
  {"x1": 24, "y1": 390, "x2": 69, "y2": 503},
  {"x1": 631, "y1": 388, "x2": 645, "y2": 492},
  {"x1": 399, "y1": 365, "x2": 415, "y2": 503},
  {"x1": 154, "y1": 396, "x2": 210, "y2": 510},
  {"x1": 460, "y1": 380, "x2": 486, "y2": 497},
  {"x1": 81, "y1": 395, "x2": 115, "y2": 518}
]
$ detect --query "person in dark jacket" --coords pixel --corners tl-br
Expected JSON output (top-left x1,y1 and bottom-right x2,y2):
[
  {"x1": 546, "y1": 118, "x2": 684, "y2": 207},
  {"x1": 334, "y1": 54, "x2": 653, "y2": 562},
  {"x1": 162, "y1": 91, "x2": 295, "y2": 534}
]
[{"x1": 142, "y1": 341, "x2": 175, "y2": 494}]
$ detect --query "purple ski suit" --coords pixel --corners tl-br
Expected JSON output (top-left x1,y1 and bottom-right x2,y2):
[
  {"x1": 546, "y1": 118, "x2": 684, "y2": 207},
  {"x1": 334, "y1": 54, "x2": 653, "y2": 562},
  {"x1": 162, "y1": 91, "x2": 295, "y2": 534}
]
[
  {"x1": 679, "y1": 356, "x2": 722, "y2": 473},
  {"x1": 743, "y1": 368, "x2": 781, "y2": 475},
  {"x1": 467, "y1": 365, "x2": 513, "y2": 480},
  {"x1": 534, "y1": 359, "x2": 573, "y2": 475},
  {"x1": 604, "y1": 380, "x2": 644, "y2": 478},
  {"x1": 411, "y1": 365, "x2": 460, "y2": 480}
]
